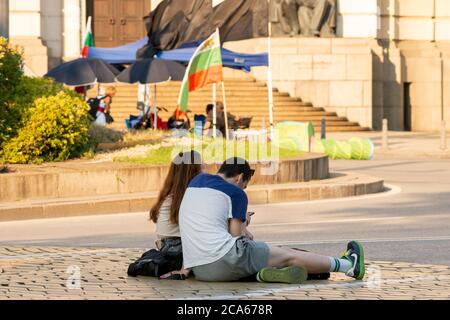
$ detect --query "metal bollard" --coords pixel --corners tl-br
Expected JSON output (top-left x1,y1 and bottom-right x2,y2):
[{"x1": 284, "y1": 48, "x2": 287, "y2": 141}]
[
  {"x1": 382, "y1": 119, "x2": 389, "y2": 149},
  {"x1": 321, "y1": 118, "x2": 326, "y2": 140},
  {"x1": 441, "y1": 120, "x2": 447, "y2": 151}
]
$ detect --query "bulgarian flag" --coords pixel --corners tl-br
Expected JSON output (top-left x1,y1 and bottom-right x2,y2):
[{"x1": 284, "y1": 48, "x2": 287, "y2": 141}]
[
  {"x1": 81, "y1": 17, "x2": 94, "y2": 58},
  {"x1": 178, "y1": 29, "x2": 223, "y2": 112}
]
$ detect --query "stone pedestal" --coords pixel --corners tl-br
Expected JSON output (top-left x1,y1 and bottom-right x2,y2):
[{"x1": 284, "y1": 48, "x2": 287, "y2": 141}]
[{"x1": 9, "y1": 0, "x2": 48, "y2": 76}]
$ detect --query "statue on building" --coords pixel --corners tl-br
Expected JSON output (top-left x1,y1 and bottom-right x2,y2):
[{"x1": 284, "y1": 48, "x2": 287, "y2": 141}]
[{"x1": 269, "y1": 0, "x2": 336, "y2": 37}]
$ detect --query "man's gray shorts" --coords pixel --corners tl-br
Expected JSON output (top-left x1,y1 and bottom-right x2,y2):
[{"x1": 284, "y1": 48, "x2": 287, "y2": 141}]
[{"x1": 192, "y1": 237, "x2": 270, "y2": 282}]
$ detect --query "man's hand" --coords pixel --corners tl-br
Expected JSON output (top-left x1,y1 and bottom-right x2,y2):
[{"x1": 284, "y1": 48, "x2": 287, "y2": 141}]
[{"x1": 244, "y1": 229, "x2": 254, "y2": 240}]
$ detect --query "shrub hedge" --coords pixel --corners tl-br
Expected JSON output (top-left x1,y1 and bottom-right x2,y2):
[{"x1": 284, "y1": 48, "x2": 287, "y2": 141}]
[{"x1": 1, "y1": 92, "x2": 92, "y2": 164}]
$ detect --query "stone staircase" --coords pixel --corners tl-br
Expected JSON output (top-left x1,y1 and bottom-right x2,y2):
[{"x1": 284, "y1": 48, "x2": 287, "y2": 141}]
[{"x1": 108, "y1": 77, "x2": 370, "y2": 132}]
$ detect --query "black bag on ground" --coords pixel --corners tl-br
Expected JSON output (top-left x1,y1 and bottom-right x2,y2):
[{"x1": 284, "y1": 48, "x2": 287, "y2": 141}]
[{"x1": 127, "y1": 239, "x2": 183, "y2": 277}]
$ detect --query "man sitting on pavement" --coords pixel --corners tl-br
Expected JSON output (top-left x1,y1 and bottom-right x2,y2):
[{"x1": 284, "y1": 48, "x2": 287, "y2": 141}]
[{"x1": 179, "y1": 158, "x2": 366, "y2": 283}]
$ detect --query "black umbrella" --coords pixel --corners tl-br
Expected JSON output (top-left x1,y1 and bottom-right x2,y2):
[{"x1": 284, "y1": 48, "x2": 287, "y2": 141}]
[
  {"x1": 45, "y1": 58, "x2": 120, "y2": 86},
  {"x1": 116, "y1": 59, "x2": 186, "y2": 129},
  {"x1": 116, "y1": 58, "x2": 186, "y2": 84}
]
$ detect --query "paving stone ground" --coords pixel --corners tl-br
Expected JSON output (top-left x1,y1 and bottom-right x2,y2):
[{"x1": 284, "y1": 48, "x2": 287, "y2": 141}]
[{"x1": 1, "y1": 246, "x2": 449, "y2": 300}]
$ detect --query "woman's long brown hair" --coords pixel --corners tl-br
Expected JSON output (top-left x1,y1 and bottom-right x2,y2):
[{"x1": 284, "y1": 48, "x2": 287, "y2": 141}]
[{"x1": 150, "y1": 151, "x2": 202, "y2": 225}]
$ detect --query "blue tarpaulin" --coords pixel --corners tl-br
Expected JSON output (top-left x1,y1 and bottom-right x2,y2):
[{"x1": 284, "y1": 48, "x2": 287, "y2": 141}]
[
  {"x1": 88, "y1": 38, "x2": 149, "y2": 65},
  {"x1": 88, "y1": 38, "x2": 268, "y2": 72}
]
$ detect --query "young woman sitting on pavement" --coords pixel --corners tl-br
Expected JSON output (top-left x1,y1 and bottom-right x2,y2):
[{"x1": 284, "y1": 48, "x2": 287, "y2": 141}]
[{"x1": 149, "y1": 151, "x2": 203, "y2": 280}]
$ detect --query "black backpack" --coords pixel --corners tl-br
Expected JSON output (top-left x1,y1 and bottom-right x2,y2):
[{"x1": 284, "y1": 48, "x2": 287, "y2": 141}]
[
  {"x1": 87, "y1": 96, "x2": 106, "y2": 119},
  {"x1": 127, "y1": 249, "x2": 183, "y2": 278}
]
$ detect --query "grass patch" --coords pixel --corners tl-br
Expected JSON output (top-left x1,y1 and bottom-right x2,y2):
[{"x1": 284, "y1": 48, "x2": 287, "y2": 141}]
[{"x1": 114, "y1": 140, "x2": 304, "y2": 165}]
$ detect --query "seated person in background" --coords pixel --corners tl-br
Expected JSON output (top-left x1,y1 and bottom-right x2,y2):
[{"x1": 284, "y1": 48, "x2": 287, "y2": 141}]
[
  {"x1": 206, "y1": 104, "x2": 214, "y2": 116},
  {"x1": 194, "y1": 104, "x2": 214, "y2": 130},
  {"x1": 203, "y1": 102, "x2": 240, "y2": 137},
  {"x1": 168, "y1": 108, "x2": 191, "y2": 130}
]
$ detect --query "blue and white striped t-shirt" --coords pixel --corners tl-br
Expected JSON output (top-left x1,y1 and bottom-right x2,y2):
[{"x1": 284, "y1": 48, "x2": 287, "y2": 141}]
[{"x1": 179, "y1": 173, "x2": 248, "y2": 269}]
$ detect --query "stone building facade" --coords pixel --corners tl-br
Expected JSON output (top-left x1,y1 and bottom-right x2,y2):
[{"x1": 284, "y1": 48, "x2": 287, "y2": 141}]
[{"x1": 1, "y1": 0, "x2": 449, "y2": 132}]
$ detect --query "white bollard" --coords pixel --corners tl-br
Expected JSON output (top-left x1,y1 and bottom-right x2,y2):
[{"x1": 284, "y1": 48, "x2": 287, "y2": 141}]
[
  {"x1": 441, "y1": 120, "x2": 447, "y2": 151},
  {"x1": 382, "y1": 119, "x2": 389, "y2": 149}
]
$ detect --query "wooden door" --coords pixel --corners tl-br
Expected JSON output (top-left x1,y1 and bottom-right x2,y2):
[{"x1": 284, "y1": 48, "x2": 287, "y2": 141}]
[
  {"x1": 93, "y1": 0, "x2": 117, "y2": 47},
  {"x1": 116, "y1": 0, "x2": 151, "y2": 44},
  {"x1": 91, "y1": 0, "x2": 151, "y2": 48}
]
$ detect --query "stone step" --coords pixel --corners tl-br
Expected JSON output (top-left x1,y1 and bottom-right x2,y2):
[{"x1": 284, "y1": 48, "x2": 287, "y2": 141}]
[
  {"x1": 98, "y1": 76, "x2": 367, "y2": 132},
  {"x1": 114, "y1": 92, "x2": 307, "y2": 103},
  {"x1": 107, "y1": 123, "x2": 366, "y2": 132},
  {"x1": 112, "y1": 104, "x2": 316, "y2": 111},
  {"x1": 116, "y1": 81, "x2": 267, "y2": 91},
  {"x1": 109, "y1": 110, "x2": 336, "y2": 119},
  {"x1": 113, "y1": 97, "x2": 312, "y2": 108},
  {"x1": 111, "y1": 104, "x2": 316, "y2": 110}
]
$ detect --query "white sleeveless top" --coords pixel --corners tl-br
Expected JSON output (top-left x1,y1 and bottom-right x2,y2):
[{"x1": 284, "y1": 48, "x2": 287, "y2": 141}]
[{"x1": 156, "y1": 196, "x2": 181, "y2": 239}]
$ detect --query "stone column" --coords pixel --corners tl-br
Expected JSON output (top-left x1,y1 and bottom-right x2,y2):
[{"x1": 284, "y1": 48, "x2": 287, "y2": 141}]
[
  {"x1": 435, "y1": 0, "x2": 450, "y2": 41},
  {"x1": 41, "y1": 0, "x2": 63, "y2": 69},
  {"x1": 0, "y1": 0, "x2": 8, "y2": 38},
  {"x1": 9, "y1": 0, "x2": 48, "y2": 76},
  {"x1": 336, "y1": 0, "x2": 379, "y2": 38},
  {"x1": 63, "y1": 0, "x2": 82, "y2": 61}
]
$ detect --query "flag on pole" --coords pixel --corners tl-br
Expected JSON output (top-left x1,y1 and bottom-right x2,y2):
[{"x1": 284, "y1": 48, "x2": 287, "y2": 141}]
[
  {"x1": 178, "y1": 29, "x2": 223, "y2": 112},
  {"x1": 82, "y1": 17, "x2": 94, "y2": 58}
]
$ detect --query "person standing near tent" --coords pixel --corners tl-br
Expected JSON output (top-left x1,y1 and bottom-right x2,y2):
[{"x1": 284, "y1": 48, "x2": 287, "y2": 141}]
[
  {"x1": 94, "y1": 86, "x2": 117, "y2": 126},
  {"x1": 137, "y1": 84, "x2": 151, "y2": 117}
]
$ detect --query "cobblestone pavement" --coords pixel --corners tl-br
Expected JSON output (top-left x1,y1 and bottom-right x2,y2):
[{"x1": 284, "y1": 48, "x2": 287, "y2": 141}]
[{"x1": 1, "y1": 246, "x2": 449, "y2": 300}]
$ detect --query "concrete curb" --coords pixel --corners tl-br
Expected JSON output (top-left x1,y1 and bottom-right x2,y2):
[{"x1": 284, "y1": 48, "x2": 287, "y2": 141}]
[{"x1": 0, "y1": 173, "x2": 384, "y2": 222}]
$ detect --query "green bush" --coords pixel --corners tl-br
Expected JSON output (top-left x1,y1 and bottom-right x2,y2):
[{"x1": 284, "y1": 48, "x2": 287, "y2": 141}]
[
  {"x1": 0, "y1": 37, "x2": 23, "y2": 102},
  {"x1": 1, "y1": 92, "x2": 91, "y2": 164},
  {"x1": 0, "y1": 37, "x2": 24, "y2": 145},
  {"x1": 1, "y1": 77, "x2": 67, "y2": 145}
]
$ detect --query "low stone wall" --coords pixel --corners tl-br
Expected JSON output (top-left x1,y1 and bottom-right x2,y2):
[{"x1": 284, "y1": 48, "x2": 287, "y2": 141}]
[
  {"x1": 0, "y1": 154, "x2": 329, "y2": 202},
  {"x1": 0, "y1": 172, "x2": 385, "y2": 222}
]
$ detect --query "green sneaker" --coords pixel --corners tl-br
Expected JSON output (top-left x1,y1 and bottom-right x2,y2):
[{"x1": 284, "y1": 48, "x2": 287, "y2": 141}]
[
  {"x1": 257, "y1": 266, "x2": 308, "y2": 284},
  {"x1": 342, "y1": 241, "x2": 365, "y2": 280}
]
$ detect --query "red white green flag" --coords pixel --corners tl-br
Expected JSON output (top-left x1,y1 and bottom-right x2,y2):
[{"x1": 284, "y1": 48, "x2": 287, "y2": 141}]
[
  {"x1": 178, "y1": 29, "x2": 223, "y2": 112},
  {"x1": 81, "y1": 17, "x2": 94, "y2": 58}
]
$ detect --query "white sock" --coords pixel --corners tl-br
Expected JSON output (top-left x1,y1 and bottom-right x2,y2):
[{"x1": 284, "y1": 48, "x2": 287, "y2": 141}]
[{"x1": 329, "y1": 257, "x2": 353, "y2": 273}]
